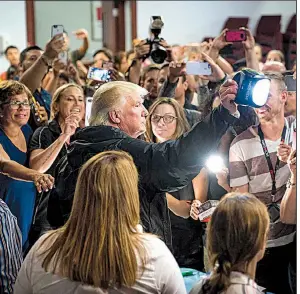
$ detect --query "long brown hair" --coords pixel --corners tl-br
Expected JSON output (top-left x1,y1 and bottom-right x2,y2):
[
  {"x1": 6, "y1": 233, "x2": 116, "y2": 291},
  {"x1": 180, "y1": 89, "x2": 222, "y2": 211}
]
[
  {"x1": 40, "y1": 151, "x2": 147, "y2": 289},
  {"x1": 145, "y1": 97, "x2": 190, "y2": 142},
  {"x1": 201, "y1": 193, "x2": 269, "y2": 294}
]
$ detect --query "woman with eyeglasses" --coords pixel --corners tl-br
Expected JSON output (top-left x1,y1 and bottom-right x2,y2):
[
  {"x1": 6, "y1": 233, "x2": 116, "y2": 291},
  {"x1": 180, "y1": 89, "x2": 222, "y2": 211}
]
[
  {"x1": 0, "y1": 80, "x2": 53, "y2": 251},
  {"x1": 146, "y1": 97, "x2": 204, "y2": 271}
]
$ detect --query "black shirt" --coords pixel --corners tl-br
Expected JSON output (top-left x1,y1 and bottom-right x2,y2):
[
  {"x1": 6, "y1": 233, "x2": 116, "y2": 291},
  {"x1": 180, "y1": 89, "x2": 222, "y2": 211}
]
[
  {"x1": 29, "y1": 119, "x2": 66, "y2": 176},
  {"x1": 169, "y1": 184, "x2": 203, "y2": 271},
  {"x1": 47, "y1": 106, "x2": 237, "y2": 251},
  {"x1": 29, "y1": 119, "x2": 66, "y2": 232}
]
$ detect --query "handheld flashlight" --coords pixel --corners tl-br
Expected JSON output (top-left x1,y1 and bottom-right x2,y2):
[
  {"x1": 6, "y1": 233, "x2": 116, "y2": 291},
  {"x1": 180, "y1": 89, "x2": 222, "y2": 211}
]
[
  {"x1": 233, "y1": 68, "x2": 271, "y2": 108},
  {"x1": 205, "y1": 155, "x2": 225, "y2": 173}
]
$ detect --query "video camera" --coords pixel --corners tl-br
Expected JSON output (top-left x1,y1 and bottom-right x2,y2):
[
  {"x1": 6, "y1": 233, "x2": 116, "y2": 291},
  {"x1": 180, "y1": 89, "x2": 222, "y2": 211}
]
[{"x1": 145, "y1": 16, "x2": 167, "y2": 64}]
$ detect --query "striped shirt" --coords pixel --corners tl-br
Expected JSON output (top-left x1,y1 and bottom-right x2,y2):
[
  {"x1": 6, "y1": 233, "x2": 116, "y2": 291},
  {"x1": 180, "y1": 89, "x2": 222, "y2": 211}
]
[
  {"x1": 189, "y1": 271, "x2": 265, "y2": 294},
  {"x1": 229, "y1": 117, "x2": 296, "y2": 247},
  {"x1": 0, "y1": 199, "x2": 23, "y2": 293}
]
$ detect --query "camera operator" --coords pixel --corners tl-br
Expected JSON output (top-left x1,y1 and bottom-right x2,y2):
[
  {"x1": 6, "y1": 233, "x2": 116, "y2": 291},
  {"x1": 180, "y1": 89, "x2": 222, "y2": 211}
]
[
  {"x1": 127, "y1": 17, "x2": 172, "y2": 85},
  {"x1": 228, "y1": 72, "x2": 296, "y2": 294}
]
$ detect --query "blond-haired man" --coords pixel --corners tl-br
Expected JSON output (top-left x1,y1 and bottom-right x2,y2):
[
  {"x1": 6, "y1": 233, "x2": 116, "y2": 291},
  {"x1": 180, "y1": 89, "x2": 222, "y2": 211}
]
[{"x1": 48, "y1": 80, "x2": 239, "y2": 250}]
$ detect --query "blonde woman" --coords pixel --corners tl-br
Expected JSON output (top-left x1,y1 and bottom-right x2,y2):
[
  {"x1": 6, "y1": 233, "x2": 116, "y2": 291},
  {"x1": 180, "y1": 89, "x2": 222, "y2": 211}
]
[
  {"x1": 28, "y1": 83, "x2": 85, "y2": 245},
  {"x1": 190, "y1": 193, "x2": 269, "y2": 294},
  {"x1": 14, "y1": 151, "x2": 186, "y2": 294},
  {"x1": 29, "y1": 83, "x2": 85, "y2": 175}
]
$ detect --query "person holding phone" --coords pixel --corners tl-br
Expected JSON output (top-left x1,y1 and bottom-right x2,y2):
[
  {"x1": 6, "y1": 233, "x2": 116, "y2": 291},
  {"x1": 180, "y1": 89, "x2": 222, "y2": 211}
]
[
  {"x1": 227, "y1": 72, "x2": 295, "y2": 293},
  {"x1": 19, "y1": 33, "x2": 67, "y2": 130}
]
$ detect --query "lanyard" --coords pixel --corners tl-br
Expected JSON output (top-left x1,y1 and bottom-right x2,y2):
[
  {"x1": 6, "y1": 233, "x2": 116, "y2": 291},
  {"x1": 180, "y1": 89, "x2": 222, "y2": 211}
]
[{"x1": 258, "y1": 124, "x2": 286, "y2": 201}]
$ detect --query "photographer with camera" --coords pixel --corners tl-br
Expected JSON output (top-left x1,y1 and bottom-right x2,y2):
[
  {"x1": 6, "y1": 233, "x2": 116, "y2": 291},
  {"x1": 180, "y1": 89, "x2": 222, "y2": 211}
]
[
  {"x1": 228, "y1": 72, "x2": 296, "y2": 294},
  {"x1": 127, "y1": 16, "x2": 172, "y2": 86}
]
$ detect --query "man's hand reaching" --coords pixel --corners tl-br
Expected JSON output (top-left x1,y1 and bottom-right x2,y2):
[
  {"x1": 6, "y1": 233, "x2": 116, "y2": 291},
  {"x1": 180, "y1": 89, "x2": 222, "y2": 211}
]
[
  {"x1": 219, "y1": 79, "x2": 238, "y2": 115},
  {"x1": 198, "y1": 52, "x2": 226, "y2": 83},
  {"x1": 168, "y1": 61, "x2": 186, "y2": 83}
]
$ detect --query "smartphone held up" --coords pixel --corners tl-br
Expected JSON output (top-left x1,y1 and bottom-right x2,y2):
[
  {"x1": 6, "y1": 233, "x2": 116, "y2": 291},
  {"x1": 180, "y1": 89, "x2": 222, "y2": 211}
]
[
  {"x1": 186, "y1": 61, "x2": 212, "y2": 75},
  {"x1": 225, "y1": 30, "x2": 246, "y2": 42},
  {"x1": 87, "y1": 67, "x2": 111, "y2": 83},
  {"x1": 51, "y1": 24, "x2": 68, "y2": 64}
]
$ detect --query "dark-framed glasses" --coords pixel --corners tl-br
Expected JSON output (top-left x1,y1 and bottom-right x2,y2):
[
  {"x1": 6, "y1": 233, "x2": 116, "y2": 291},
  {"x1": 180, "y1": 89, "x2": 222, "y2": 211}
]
[
  {"x1": 3, "y1": 101, "x2": 31, "y2": 110},
  {"x1": 151, "y1": 114, "x2": 177, "y2": 124}
]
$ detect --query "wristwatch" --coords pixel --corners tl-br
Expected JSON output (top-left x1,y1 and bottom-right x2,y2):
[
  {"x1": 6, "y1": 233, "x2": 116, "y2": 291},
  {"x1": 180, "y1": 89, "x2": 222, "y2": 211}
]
[
  {"x1": 218, "y1": 73, "x2": 228, "y2": 85},
  {"x1": 286, "y1": 178, "x2": 296, "y2": 188}
]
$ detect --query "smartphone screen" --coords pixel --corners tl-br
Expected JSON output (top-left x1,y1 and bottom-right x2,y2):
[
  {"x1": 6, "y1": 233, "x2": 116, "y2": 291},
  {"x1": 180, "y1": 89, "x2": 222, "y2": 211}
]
[
  {"x1": 186, "y1": 61, "x2": 212, "y2": 75},
  {"x1": 85, "y1": 97, "x2": 93, "y2": 126},
  {"x1": 225, "y1": 30, "x2": 246, "y2": 42},
  {"x1": 284, "y1": 75, "x2": 296, "y2": 92},
  {"x1": 87, "y1": 67, "x2": 111, "y2": 82}
]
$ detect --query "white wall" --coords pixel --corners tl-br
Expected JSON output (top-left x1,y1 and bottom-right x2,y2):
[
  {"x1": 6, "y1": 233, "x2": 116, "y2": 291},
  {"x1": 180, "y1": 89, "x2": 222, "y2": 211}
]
[
  {"x1": 137, "y1": 1, "x2": 296, "y2": 45},
  {"x1": 0, "y1": 0, "x2": 296, "y2": 73},
  {"x1": 34, "y1": 1, "x2": 103, "y2": 61},
  {"x1": 0, "y1": 1, "x2": 26, "y2": 73}
]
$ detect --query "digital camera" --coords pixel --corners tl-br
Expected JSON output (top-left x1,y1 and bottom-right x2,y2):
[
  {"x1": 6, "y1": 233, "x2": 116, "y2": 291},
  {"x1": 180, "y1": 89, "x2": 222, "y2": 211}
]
[{"x1": 145, "y1": 16, "x2": 167, "y2": 64}]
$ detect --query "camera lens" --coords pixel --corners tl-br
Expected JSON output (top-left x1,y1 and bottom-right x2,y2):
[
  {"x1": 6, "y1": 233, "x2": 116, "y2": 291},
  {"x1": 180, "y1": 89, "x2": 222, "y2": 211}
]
[{"x1": 150, "y1": 44, "x2": 167, "y2": 64}]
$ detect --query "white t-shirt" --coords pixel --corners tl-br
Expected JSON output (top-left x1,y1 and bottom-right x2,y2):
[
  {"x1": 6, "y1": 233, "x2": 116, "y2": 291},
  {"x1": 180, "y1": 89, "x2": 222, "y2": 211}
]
[{"x1": 14, "y1": 233, "x2": 186, "y2": 294}]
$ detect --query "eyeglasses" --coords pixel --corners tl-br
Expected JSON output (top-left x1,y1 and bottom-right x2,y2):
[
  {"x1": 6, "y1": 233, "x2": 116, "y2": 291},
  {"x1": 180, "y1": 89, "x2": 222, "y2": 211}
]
[
  {"x1": 3, "y1": 101, "x2": 31, "y2": 110},
  {"x1": 151, "y1": 114, "x2": 177, "y2": 124}
]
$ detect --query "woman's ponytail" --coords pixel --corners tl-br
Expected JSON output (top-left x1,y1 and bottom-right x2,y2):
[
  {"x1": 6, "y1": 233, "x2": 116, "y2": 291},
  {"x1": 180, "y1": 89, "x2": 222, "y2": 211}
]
[{"x1": 200, "y1": 253, "x2": 232, "y2": 294}]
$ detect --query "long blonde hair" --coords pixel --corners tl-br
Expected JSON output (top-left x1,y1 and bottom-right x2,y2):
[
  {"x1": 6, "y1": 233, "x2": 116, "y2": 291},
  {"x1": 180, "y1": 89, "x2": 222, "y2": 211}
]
[
  {"x1": 40, "y1": 151, "x2": 147, "y2": 289},
  {"x1": 50, "y1": 83, "x2": 83, "y2": 120},
  {"x1": 201, "y1": 193, "x2": 269, "y2": 294},
  {"x1": 145, "y1": 97, "x2": 190, "y2": 142}
]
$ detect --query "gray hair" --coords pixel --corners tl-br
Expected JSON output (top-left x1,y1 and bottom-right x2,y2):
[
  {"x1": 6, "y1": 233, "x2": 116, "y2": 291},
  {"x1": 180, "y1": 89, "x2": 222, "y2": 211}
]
[{"x1": 89, "y1": 81, "x2": 145, "y2": 126}]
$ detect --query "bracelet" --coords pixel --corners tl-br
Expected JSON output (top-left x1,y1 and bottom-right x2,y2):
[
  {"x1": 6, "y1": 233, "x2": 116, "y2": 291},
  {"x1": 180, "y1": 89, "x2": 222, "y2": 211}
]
[
  {"x1": 286, "y1": 178, "x2": 296, "y2": 188},
  {"x1": 218, "y1": 73, "x2": 228, "y2": 85}
]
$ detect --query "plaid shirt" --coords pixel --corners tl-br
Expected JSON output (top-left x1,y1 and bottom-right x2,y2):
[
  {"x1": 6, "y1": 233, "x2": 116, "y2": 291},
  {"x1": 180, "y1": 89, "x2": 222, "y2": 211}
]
[
  {"x1": 0, "y1": 199, "x2": 23, "y2": 293},
  {"x1": 190, "y1": 271, "x2": 265, "y2": 294}
]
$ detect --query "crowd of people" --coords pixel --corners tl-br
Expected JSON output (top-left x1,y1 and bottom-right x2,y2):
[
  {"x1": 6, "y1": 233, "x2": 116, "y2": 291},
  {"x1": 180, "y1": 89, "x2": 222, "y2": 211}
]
[{"x1": 0, "y1": 21, "x2": 296, "y2": 294}]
